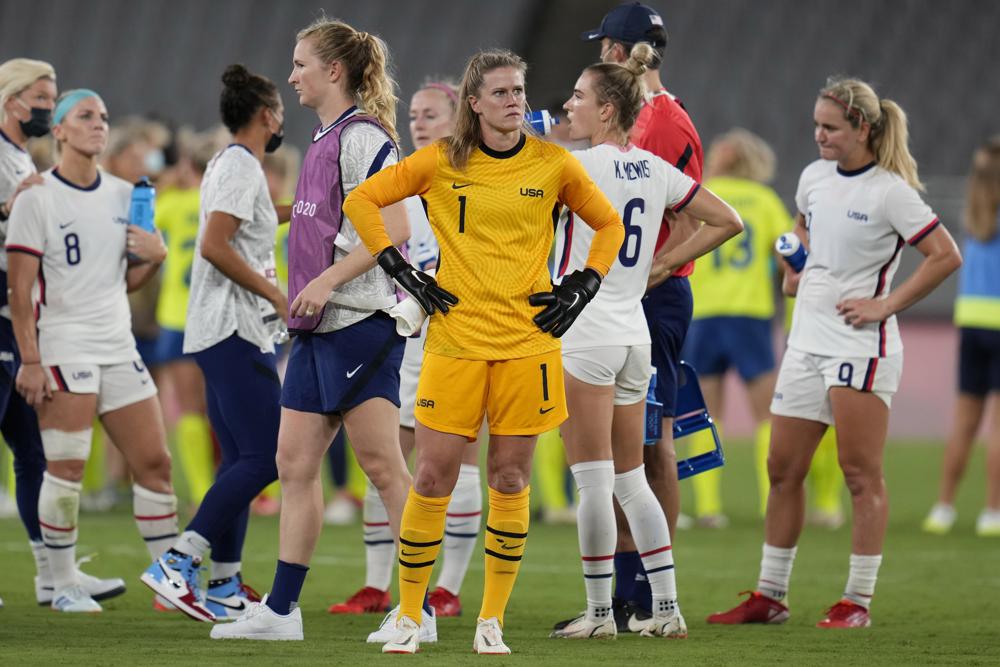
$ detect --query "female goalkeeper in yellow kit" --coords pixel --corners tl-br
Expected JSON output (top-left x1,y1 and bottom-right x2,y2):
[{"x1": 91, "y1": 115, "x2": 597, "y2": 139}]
[{"x1": 345, "y1": 49, "x2": 624, "y2": 655}]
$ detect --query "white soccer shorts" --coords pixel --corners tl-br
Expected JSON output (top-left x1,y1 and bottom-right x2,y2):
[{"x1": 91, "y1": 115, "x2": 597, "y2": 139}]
[
  {"x1": 45, "y1": 359, "x2": 158, "y2": 415},
  {"x1": 398, "y1": 327, "x2": 427, "y2": 430},
  {"x1": 562, "y1": 344, "x2": 652, "y2": 405},
  {"x1": 770, "y1": 347, "x2": 903, "y2": 425}
]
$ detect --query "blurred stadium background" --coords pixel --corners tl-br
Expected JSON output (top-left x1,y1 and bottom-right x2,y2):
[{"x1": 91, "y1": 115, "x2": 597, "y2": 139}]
[{"x1": 1, "y1": 0, "x2": 997, "y2": 437}]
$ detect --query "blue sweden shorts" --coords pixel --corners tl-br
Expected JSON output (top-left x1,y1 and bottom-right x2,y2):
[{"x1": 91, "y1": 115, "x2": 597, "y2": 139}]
[
  {"x1": 281, "y1": 311, "x2": 405, "y2": 415},
  {"x1": 958, "y1": 326, "x2": 1000, "y2": 396},
  {"x1": 642, "y1": 276, "x2": 693, "y2": 417},
  {"x1": 155, "y1": 327, "x2": 191, "y2": 365},
  {"x1": 683, "y1": 316, "x2": 776, "y2": 382}
]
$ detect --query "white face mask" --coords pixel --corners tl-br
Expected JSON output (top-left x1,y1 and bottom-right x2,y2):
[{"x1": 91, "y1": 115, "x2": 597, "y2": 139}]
[{"x1": 144, "y1": 149, "x2": 165, "y2": 175}]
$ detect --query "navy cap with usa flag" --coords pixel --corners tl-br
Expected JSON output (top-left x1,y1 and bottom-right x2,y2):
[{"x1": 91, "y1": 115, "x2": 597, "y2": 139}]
[{"x1": 580, "y1": 2, "x2": 667, "y2": 46}]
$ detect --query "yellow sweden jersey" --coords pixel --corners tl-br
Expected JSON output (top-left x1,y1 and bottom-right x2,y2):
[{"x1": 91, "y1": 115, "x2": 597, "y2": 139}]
[
  {"x1": 690, "y1": 176, "x2": 791, "y2": 319},
  {"x1": 346, "y1": 134, "x2": 623, "y2": 361},
  {"x1": 274, "y1": 199, "x2": 292, "y2": 293},
  {"x1": 155, "y1": 187, "x2": 201, "y2": 331}
]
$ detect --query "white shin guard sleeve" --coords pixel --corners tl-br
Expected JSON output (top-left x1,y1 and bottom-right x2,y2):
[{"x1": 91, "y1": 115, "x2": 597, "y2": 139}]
[
  {"x1": 436, "y1": 463, "x2": 482, "y2": 595},
  {"x1": 572, "y1": 460, "x2": 616, "y2": 620},
  {"x1": 39, "y1": 472, "x2": 82, "y2": 591},
  {"x1": 614, "y1": 464, "x2": 677, "y2": 606},
  {"x1": 133, "y1": 484, "x2": 178, "y2": 560},
  {"x1": 363, "y1": 478, "x2": 394, "y2": 591}
]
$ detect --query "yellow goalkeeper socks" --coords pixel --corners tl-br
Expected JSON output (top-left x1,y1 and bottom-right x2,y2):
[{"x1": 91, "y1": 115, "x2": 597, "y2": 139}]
[
  {"x1": 690, "y1": 428, "x2": 723, "y2": 518},
  {"x1": 480, "y1": 486, "x2": 530, "y2": 625},
  {"x1": 754, "y1": 420, "x2": 772, "y2": 516},
  {"x1": 398, "y1": 487, "x2": 449, "y2": 624},
  {"x1": 176, "y1": 413, "x2": 214, "y2": 505}
]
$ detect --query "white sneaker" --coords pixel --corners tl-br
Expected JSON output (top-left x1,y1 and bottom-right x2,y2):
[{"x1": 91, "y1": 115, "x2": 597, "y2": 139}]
[
  {"x1": 51, "y1": 585, "x2": 102, "y2": 613},
  {"x1": 323, "y1": 495, "x2": 358, "y2": 526},
  {"x1": 473, "y1": 616, "x2": 510, "y2": 655},
  {"x1": 976, "y1": 508, "x2": 1000, "y2": 537},
  {"x1": 367, "y1": 605, "x2": 437, "y2": 643},
  {"x1": 923, "y1": 503, "x2": 957, "y2": 535},
  {"x1": 37, "y1": 557, "x2": 127, "y2": 606},
  {"x1": 675, "y1": 513, "x2": 694, "y2": 530},
  {"x1": 209, "y1": 596, "x2": 303, "y2": 640},
  {"x1": 381, "y1": 614, "x2": 421, "y2": 654},
  {"x1": 549, "y1": 613, "x2": 617, "y2": 639},
  {"x1": 640, "y1": 611, "x2": 688, "y2": 638}
]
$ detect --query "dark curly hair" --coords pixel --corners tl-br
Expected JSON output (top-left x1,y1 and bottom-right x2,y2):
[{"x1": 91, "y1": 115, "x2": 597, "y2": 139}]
[{"x1": 219, "y1": 64, "x2": 279, "y2": 133}]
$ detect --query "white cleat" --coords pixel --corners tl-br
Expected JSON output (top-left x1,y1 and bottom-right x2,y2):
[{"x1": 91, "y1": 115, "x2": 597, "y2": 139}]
[
  {"x1": 976, "y1": 509, "x2": 1000, "y2": 537},
  {"x1": 368, "y1": 605, "x2": 437, "y2": 643},
  {"x1": 549, "y1": 613, "x2": 617, "y2": 639},
  {"x1": 37, "y1": 566, "x2": 126, "y2": 606},
  {"x1": 640, "y1": 612, "x2": 688, "y2": 639},
  {"x1": 51, "y1": 585, "x2": 102, "y2": 613},
  {"x1": 922, "y1": 503, "x2": 956, "y2": 535},
  {"x1": 473, "y1": 616, "x2": 511, "y2": 655},
  {"x1": 209, "y1": 596, "x2": 303, "y2": 641},
  {"x1": 381, "y1": 613, "x2": 421, "y2": 654}
]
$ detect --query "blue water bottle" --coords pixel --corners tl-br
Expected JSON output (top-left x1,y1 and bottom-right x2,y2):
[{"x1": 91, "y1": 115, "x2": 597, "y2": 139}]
[
  {"x1": 525, "y1": 109, "x2": 559, "y2": 136},
  {"x1": 128, "y1": 177, "x2": 156, "y2": 260},
  {"x1": 775, "y1": 232, "x2": 807, "y2": 272},
  {"x1": 645, "y1": 368, "x2": 663, "y2": 445}
]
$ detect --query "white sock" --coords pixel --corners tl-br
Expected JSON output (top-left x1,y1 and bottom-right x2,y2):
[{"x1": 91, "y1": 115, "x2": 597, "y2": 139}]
[
  {"x1": 572, "y1": 461, "x2": 616, "y2": 624},
  {"x1": 757, "y1": 543, "x2": 797, "y2": 602},
  {"x1": 614, "y1": 464, "x2": 677, "y2": 616},
  {"x1": 436, "y1": 463, "x2": 482, "y2": 596},
  {"x1": 133, "y1": 484, "x2": 178, "y2": 560},
  {"x1": 211, "y1": 560, "x2": 241, "y2": 581},
  {"x1": 31, "y1": 539, "x2": 51, "y2": 581},
  {"x1": 362, "y1": 479, "x2": 394, "y2": 591},
  {"x1": 39, "y1": 472, "x2": 81, "y2": 591},
  {"x1": 173, "y1": 529, "x2": 210, "y2": 559},
  {"x1": 844, "y1": 553, "x2": 882, "y2": 609}
]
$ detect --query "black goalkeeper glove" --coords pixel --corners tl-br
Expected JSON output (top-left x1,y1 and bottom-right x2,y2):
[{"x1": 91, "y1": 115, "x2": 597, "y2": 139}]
[
  {"x1": 528, "y1": 268, "x2": 602, "y2": 338},
  {"x1": 377, "y1": 246, "x2": 459, "y2": 315}
]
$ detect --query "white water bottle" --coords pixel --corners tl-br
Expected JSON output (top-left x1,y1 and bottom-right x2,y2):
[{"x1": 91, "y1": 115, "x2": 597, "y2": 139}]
[{"x1": 775, "y1": 233, "x2": 808, "y2": 272}]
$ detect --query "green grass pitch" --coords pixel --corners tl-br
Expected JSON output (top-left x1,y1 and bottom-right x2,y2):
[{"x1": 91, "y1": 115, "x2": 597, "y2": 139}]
[{"x1": 0, "y1": 440, "x2": 996, "y2": 665}]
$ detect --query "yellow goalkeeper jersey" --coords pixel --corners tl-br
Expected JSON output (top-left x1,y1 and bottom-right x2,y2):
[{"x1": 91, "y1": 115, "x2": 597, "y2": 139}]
[
  {"x1": 690, "y1": 176, "x2": 792, "y2": 320},
  {"x1": 346, "y1": 134, "x2": 624, "y2": 361},
  {"x1": 155, "y1": 186, "x2": 201, "y2": 331}
]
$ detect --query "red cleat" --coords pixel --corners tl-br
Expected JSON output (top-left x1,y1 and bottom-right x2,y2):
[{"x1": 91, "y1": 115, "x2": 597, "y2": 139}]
[
  {"x1": 428, "y1": 586, "x2": 462, "y2": 617},
  {"x1": 816, "y1": 599, "x2": 871, "y2": 628},
  {"x1": 706, "y1": 591, "x2": 790, "y2": 625},
  {"x1": 240, "y1": 581, "x2": 262, "y2": 603},
  {"x1": 327, "y1": 586, "x2": 391, "y2": 614}
]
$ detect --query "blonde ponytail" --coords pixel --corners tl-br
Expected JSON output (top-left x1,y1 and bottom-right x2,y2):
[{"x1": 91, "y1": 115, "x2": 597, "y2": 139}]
[
  {"x1": 582, "y1": 42, "x2": 653, "y2": 136},
  {"x1": 873, "y1": 98, "x2": 922, "y2": 191},
  {"x1": 820, "y1": 77, "x2": 923, "y2": 191},
  {"x1": 296, "y1": 18, "x2": 399, "y2": 142}
]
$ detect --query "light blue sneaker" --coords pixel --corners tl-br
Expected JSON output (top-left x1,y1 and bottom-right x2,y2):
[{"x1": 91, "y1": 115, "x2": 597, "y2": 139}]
[
  {"x1": 206, "y1": 573, "x2": 261, "y2": 620},
  {"x1": 140, "y1": 550, "x2": 215, "y2": 623}
]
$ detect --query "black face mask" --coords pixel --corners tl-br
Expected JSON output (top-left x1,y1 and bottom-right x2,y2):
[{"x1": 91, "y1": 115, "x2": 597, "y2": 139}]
[
  {"x1": 265, "y1": 128, "x2": 284, "y2": 153},
  {"x1": 19, "y1": 107, "x2": 52, "y2": 138}
]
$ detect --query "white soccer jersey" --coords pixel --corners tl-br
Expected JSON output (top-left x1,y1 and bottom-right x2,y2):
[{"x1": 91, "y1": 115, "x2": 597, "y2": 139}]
[
  {"x1": 790, "y1": 159, "x2": 939, "y2": 358},
  {"x1": 316, "y1": 120, "x2": 400, "y2": 332},
  {"x1": 403, "y1": 194, "x2": 438, "y2": 271},
  {"x1": 184, "y1": 145, "x2": 280, "y2": 354},
  {"x1": 0, "y1": 130, "x2": 37, "y2": 317},
  {"x1": 5, "y1": 169, "x2": 137, "y2": 365},
  {"x1": 555, "y1": 143, "x2": 698, "y2": 350}
]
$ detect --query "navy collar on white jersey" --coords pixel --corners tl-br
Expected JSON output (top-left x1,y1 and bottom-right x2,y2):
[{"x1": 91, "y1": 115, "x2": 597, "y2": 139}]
[
  {"x1": 0, "y1": 128, "x2": 27, "y2": 153},
  {"x1": 52, "y1": 167, "x2": 101, "y2": 191},
  {"x1": 227, "y1": 143, "x2": 255, "y2": 156},
  {"x1": 837, "y1": 161, "x2": 877, "y2": 177},
  {"x1": 313, "y1": 105, "x2": 359, "y2": 142}
]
